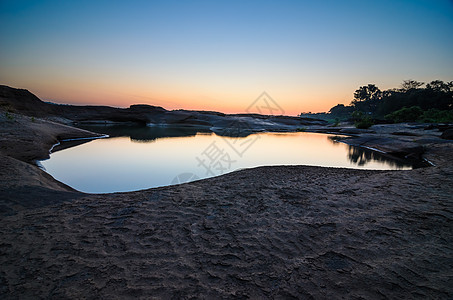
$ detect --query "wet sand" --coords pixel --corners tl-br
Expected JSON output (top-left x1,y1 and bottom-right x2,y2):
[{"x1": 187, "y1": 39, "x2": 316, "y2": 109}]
[{"x1": 1, "y1": 111, "x2": 452, "y2": 299}]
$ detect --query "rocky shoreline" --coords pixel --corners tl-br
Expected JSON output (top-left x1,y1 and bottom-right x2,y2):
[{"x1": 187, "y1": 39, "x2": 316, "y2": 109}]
[
  {"x1": 0, "y1": 85, "x2": 326, "y2": 132},
  {"x1": 1, "y1": 87, "x2": 453, "y2": 298}
]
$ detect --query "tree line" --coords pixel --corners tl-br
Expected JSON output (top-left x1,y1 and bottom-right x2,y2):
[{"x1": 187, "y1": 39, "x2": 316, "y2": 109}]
[{"x1": 328, "y1": 80, "x2": 453, "y2": 125}]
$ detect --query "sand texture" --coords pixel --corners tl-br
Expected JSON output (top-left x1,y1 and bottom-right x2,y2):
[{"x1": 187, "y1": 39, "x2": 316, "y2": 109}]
[{"x1": 1, "y1": 110, "x2": 452, "y2": 299}]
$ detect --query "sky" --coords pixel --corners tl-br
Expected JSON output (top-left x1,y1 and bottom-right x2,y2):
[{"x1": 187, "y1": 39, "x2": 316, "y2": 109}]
[{"x1": 1, "y1": 0, "x2": 452, "y2": 115}]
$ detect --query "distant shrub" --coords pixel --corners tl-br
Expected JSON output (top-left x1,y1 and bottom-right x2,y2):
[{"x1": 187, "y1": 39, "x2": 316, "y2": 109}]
[
  {"x1": 355, "y1": 116, "x2": 374, "y2": 129},
  {"x1": 352, "y1": 111, "x2": 374, "y2": 129},
  {"x1": 351, "y1": 110, "x2": 364, "y2": 122},
  {"x1": 385, "y1": 106, "x2": 423, "y2": 123},
  {"x1": 385, "y1": 106, "x2": 453, "y2": 123},
  {"x1": 296, "y1": 127, "x2": 306, "y2": 132},
  {"x1": 420, "y1": 109, "x2": 453, "y2": 123},
  {"x1": 332, "y1": 118, "x2": 340, "y2": 127},
  {"x1": 31, "y1": 116, "x2": 36, "y2": 122}
]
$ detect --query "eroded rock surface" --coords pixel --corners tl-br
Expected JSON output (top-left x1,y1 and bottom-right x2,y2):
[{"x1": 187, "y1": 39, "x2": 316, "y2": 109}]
[
  {"x1": 1, "y1": 85, "x2": 452, "y2": 298},
  {"x1": 1, "y1": 85, "x2": 326, "y2": 131}
]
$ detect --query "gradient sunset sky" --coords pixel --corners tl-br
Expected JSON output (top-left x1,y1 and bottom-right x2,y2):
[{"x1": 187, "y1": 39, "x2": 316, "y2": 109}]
[{"x1": 1, "y1": 0, "x2": 452, "y2": 115}]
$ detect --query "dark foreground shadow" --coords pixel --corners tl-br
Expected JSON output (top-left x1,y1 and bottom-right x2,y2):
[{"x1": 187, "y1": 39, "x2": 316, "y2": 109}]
[{"x1": 0, "y1": 186, "x2": 83, "y2": 217}]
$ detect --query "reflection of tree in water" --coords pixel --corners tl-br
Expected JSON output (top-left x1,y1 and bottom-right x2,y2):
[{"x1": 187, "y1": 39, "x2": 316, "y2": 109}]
[
  {"x1": 327, "y1": 135, "x2": 343, "y2": 147},
  {"x1": 348, "y1": 146, "x2": 375, "y2": 166},
  {"x1": 325, "y1": 135, "x2": 414, "y2": 169},
  {"x1": 347, "y1": 145, "x2": 410, "y2": 169}
]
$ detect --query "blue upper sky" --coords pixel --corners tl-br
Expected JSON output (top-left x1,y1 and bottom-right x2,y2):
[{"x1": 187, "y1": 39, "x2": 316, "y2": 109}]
[{"x1": 1, "y1": 0, "x2": 452, "y2": 114}]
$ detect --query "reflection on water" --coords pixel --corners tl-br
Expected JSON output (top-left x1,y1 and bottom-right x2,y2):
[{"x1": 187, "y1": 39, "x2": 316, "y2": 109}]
[
  {"x1": 41, "y1": 126, "x2": 418, "y2": 193},
  {"x1": 77, "y1": 124, "x2": 212, "y2": 142},
  {"x1": 327, "y1": 135, "x2": 424, "y2": 169},
  {"x1": 348, "y1": 146, "x2": 400, "y2": 167}
]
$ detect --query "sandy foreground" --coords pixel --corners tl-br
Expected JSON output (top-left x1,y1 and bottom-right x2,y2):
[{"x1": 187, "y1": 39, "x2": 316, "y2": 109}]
[{"x1": 1, "y1": 111, "x2": 452, "y2": 299}]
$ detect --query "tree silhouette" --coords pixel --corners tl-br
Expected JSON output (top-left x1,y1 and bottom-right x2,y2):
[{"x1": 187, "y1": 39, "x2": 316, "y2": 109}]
[
  {"x1": 426, "y1": 80, "x2": 453, "y2": 93},
  {"x1": 351, "y1": 84, "x2": 382, "y2": 113},
  {"x1": 400, "y1": 80, "x2": 424, "y2": 91},
  {"x1": 328, "y1": 79, "x2": 453, "y2": 122},
  {"x1": 329, "y1": 104, "x2": 353, "y2": 117}
]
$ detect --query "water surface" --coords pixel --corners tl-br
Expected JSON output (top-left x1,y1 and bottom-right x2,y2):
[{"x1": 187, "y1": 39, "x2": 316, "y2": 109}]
[{"x1": 41, "y1": 125, "x2": 413, "y2": 193}]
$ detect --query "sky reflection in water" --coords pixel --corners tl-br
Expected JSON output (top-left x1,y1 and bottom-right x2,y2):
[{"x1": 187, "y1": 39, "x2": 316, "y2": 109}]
[{"x1": 41, "y1": 125, "x2": 414, "y2": 193}]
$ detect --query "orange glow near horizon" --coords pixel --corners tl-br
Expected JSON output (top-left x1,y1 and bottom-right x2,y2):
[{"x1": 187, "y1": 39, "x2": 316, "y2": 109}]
[
  {"x1": 1, "y1": 1, "x2": 452, "y2": 117},
  {"x1": 45, "y1": 88, "x2": 350, "y2": 116},
  {"x1": 5, "y1": 74, "x2": 353, "y2": 115},
  {"x1": 2, "y1": 62, "x2": 357, "y2": 115}
]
